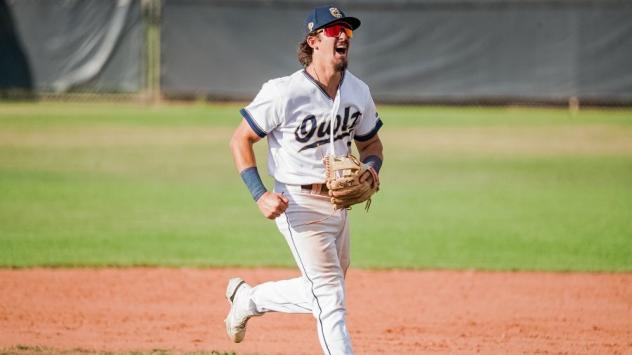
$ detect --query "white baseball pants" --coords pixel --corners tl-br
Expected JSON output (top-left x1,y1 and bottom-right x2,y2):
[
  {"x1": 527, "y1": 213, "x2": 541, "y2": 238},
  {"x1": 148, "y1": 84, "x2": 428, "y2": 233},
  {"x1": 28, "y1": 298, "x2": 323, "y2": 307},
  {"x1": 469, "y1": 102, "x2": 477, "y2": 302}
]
[{"x1": 248, "y1": 181, "x2": 353, "y2": 355}]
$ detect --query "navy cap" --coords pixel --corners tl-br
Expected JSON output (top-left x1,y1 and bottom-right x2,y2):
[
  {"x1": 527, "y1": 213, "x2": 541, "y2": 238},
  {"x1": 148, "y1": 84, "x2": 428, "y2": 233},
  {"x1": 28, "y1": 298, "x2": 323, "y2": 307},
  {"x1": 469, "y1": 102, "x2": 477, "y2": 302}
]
[{"x1": 304, "y1": 5, "x2": 361, "y2": 34}]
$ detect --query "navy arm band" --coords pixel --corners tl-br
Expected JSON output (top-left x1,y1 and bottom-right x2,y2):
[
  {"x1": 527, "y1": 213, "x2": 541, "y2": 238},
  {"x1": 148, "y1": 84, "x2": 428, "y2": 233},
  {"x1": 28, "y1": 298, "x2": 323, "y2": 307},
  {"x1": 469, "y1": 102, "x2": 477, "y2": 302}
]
[
  {"x1": 240, "y1": 167, "x2": 267, "y2": 201},
  {"x1": 362, "y1": 155, "x2": 382, "y2": 174}
]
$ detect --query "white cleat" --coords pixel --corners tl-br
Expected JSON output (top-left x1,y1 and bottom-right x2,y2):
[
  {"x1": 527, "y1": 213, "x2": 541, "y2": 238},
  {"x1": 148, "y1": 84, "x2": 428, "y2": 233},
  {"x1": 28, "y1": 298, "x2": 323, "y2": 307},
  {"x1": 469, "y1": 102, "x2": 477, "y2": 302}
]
[{"x1": 224, "y1": 277, "x2": 254, "y2": 343}]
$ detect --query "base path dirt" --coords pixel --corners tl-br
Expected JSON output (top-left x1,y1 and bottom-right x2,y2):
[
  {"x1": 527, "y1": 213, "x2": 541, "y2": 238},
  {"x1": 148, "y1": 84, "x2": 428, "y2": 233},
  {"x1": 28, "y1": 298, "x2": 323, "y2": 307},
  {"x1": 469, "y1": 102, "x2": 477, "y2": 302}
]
[{"x1": 1, "y1": 268, "x2": 631, "y2": 354}]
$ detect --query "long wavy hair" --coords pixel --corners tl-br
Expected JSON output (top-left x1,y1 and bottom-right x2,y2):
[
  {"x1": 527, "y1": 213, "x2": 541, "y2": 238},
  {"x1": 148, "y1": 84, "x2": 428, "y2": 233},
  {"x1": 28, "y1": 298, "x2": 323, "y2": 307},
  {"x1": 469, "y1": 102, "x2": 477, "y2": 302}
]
[{"x1": 297, "y1": 35, "x2": 315, "y2": 67}]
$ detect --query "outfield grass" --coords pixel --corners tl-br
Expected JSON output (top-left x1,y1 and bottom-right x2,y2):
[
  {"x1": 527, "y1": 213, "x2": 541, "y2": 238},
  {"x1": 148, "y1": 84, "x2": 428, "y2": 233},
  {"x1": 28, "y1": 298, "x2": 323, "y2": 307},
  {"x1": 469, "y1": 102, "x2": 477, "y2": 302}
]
[{"x1": 0, "y1": 102, "x2": 631, "y2": 271}]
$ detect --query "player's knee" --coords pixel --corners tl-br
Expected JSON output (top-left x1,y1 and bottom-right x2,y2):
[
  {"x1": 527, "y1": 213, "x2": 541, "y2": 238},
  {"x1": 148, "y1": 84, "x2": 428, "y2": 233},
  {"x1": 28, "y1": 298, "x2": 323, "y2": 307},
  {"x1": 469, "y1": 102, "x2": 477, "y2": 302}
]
[
  {"x1": 309, "y1": 274, "x2": 345, "y2": 302},
  {"x1": 310, "y1": 270, "x2": 343, "y2": 288}
]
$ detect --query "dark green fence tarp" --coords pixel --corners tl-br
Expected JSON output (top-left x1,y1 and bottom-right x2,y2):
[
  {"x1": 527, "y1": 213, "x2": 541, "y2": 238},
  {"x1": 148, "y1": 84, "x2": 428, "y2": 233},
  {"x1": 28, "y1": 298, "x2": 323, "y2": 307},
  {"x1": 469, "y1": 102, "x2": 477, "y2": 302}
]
[
  {"x1": 2, "y1": 0, "x2": 631, "y2": 103},
  {"x1": 2, "y1": 0, "x2": 143, "y2": 93},
  {"x1": 161, "y1": 0, "x2": 632, "y2": 103}
]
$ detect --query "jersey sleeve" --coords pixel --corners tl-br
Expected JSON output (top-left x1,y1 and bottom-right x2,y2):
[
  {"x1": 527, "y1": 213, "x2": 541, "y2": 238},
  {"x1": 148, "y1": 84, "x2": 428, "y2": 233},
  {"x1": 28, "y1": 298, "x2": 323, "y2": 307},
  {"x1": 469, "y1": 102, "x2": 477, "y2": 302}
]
[
  {"x1": 239, "y1": 81, "x2": 283, "y2": 137},
  {"x1": 354, "y1": 90, "x2": 383, "y2": 142}
]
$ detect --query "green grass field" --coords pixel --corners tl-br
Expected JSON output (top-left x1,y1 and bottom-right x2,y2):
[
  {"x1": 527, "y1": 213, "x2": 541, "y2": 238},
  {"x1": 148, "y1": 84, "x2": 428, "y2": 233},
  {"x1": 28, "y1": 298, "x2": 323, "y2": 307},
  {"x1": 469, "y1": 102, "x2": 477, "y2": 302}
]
[{"x1": 1, "y1": 102, "x2": 631, "y2": 271}]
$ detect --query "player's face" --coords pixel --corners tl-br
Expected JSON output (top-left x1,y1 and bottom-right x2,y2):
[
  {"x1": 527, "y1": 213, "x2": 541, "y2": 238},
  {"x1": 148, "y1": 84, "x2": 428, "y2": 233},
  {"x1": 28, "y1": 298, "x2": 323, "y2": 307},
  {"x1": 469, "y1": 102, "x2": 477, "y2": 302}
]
[{"x1": 314, "y1": 22, "x2": 352, "y2": 72}]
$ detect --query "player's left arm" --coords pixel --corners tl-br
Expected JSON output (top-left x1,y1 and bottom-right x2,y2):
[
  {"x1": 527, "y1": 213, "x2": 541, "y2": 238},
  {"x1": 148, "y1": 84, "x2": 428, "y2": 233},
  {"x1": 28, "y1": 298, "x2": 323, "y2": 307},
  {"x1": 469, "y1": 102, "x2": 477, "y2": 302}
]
[{"x1": 355, "y1": 133, "x2": 383, "y2": 175}]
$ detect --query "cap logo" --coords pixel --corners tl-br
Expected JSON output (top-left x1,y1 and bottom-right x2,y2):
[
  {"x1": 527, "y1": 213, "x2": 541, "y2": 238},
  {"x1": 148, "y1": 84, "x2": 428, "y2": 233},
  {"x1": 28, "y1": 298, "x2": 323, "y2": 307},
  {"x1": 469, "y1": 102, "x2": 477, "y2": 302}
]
[
  {"x1": 307, "y1": 22, "x2": 314, "y2": 31},
  {"x1": 329, "y1": 7, "x2": 342, "y2": 18}
]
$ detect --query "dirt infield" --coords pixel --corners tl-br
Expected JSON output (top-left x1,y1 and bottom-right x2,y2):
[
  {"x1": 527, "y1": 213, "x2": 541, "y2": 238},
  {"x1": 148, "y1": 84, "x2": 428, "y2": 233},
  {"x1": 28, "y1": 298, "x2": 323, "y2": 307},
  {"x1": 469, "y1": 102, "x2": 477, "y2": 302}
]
[{"x1": 1, "y1": 268, "x2": 631, "y2": 354}]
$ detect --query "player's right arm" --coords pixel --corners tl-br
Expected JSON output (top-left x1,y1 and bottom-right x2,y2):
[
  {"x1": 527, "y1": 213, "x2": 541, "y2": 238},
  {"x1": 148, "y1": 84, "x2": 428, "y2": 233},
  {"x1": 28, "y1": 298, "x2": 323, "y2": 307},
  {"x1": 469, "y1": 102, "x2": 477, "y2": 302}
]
[{"x1": 229, "y1": 120, "x2": 288, "y2": 219}]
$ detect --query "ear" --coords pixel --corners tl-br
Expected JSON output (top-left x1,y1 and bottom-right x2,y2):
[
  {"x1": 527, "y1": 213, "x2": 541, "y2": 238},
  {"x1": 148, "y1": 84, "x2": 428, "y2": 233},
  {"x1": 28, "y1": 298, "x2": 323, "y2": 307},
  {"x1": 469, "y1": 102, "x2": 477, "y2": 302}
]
[{"x1": 307, "y1": 34, "x2": 320, "y2": 50}]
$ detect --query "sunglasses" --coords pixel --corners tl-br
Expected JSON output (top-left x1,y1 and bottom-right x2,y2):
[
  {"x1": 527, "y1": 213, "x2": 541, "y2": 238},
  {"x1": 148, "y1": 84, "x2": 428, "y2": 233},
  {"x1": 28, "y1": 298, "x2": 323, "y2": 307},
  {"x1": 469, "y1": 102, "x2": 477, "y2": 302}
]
[{"x1": 317, "y1": 23, "x2": 353, "y2": 38}]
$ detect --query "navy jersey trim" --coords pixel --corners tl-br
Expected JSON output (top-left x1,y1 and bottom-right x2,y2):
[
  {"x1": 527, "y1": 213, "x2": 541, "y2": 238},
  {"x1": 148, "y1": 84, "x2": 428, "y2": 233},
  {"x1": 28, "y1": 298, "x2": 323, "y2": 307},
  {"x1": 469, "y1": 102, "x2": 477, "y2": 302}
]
[
  {"x1": 354, "y1": 118, "x2": 383, "y2": 142},
  {"x1": 302, "y1": 70, "x2": 346, "y2": 101},
  {"x1": 240, "y1": 108, "x2": 267, "y2": 138}
]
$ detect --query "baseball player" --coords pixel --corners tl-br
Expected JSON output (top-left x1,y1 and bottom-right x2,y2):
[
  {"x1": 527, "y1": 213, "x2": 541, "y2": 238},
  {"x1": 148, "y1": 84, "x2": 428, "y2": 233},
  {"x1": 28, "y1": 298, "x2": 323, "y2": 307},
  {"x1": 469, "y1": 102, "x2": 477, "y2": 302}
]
[{"x1": 226, "y1": 5, "x2": 383, "y2": 354}]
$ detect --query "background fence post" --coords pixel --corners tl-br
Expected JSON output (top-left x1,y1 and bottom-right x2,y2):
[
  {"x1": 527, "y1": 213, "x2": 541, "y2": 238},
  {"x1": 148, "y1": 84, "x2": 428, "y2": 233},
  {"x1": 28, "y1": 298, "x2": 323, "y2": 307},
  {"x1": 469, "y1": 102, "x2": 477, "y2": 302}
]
[{"x1": 143, "y1": 0, "x2": 161, "y2": 103}]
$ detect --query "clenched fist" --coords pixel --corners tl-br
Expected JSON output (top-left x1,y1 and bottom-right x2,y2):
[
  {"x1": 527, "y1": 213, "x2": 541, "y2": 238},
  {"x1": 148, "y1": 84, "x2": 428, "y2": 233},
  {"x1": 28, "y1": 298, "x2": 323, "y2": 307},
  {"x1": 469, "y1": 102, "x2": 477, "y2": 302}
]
[{"x1": 256, "y1": 192, "x2": 289, "y2": 219}]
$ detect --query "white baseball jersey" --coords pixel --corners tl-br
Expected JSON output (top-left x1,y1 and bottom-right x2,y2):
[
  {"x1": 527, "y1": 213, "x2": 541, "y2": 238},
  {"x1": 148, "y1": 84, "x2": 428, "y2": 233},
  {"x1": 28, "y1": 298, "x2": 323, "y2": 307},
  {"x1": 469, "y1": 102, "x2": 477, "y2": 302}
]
[{"x1": 240, "y1": 69, "x2": 383, "y2": 185}]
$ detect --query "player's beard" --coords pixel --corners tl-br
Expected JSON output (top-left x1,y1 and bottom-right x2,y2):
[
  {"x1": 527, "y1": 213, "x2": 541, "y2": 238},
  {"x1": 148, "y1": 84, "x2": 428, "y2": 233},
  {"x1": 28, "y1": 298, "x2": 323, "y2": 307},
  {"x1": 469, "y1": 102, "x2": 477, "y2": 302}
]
[{"x1": 335, "y1": 59, "x2": 348, "y2": 73}]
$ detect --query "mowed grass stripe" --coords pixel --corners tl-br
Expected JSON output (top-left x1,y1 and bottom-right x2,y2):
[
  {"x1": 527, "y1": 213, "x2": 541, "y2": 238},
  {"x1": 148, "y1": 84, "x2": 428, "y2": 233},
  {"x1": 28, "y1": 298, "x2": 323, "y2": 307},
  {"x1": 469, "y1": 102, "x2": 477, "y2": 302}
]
[{"x1": 0, "y1": 103, "x2": 631, "y2": 270}]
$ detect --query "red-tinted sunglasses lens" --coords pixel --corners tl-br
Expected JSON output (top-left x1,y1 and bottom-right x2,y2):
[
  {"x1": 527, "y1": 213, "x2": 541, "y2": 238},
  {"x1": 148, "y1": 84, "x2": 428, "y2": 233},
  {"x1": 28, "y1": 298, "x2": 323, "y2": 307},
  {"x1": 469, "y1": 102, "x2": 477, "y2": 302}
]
[{"x1": 323, "y1": 24, "x2": 353, "y2": 38}]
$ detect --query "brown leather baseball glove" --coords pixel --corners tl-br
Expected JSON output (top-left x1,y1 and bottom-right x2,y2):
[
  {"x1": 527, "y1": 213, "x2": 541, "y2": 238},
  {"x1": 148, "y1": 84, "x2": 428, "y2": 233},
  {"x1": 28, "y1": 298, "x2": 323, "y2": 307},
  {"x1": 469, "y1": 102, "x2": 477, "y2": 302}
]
[{"x1": 324, "y1": 154, "x2": 380, "y2": 210}]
